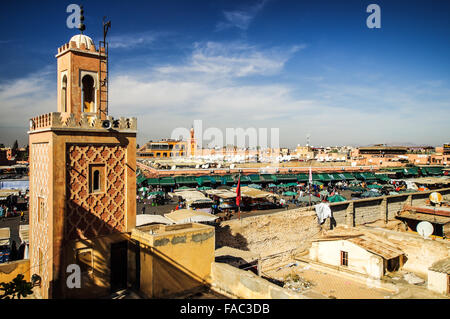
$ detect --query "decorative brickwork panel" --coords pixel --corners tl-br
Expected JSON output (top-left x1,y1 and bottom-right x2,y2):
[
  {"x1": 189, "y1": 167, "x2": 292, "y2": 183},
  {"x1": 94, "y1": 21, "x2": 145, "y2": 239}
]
[
  {"x1": 66, "y1": 144, "x2": 126, "y2": 240},
  {"x1": 29, "y1": 142, "x2": 51, "y2": 298}
]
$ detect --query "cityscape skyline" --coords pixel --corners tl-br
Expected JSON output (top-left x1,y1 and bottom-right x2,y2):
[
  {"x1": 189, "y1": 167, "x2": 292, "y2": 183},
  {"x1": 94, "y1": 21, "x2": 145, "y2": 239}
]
[{"x1": 0, "y1": 0, "x2": 449, "y2": 147}]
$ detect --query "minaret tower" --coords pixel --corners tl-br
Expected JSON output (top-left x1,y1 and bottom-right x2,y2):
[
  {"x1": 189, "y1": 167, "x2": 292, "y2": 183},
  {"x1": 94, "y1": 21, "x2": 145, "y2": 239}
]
[
  {"x1": 56, "y1": 6, "x2": 108, "y2": 121},
  {"x1": 28, "y1": 9, "x2": 136, "y2": 299},
  {"x1": 188, "y1": 125, "x2": 197, "y2": 157}
]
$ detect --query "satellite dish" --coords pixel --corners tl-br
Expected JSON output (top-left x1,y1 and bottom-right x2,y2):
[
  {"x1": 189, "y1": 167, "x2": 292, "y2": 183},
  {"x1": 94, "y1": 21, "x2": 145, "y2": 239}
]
[
  {"x1": 429, "y1": 192, "x2": 442, "y2": 204},
  {"x1": 416, "y1": 221, "x2": 433, "y2": 238}
]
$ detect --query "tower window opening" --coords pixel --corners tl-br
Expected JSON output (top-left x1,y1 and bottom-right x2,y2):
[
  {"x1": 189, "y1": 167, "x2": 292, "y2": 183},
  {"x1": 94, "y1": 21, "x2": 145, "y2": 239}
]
[
  {"x1": 62, "y1": 75, "x2": 68, "y2": 112},
  {"x1": 90, "y1": 164, "x2": 105, "y2": 193},
  {"x1": 82, "y1": 75, "x2": 95, "y2": 113},
  {"x1": 93, "y1": 170, "x2": 100, "y2": 191}
]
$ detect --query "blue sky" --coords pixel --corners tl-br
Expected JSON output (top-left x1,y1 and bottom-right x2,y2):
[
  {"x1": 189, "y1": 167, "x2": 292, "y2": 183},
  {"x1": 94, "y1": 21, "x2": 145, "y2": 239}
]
[{"x1": 0, "y1": 0, "x2": 449, "y2": 147}]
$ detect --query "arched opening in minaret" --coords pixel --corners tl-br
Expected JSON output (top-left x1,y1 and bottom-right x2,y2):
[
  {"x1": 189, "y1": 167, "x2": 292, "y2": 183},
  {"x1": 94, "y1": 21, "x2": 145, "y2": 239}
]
[
  {"x1": 82, "y1": 75, "x2": 95, "y2": 113},
  {"x1": 62, "y1": 75, "x2": 68, "y2": 112}
]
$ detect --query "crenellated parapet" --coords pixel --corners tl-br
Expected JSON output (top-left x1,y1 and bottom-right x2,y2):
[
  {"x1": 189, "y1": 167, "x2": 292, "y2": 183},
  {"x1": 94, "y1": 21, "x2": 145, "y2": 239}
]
[{"x1": 28, "y1": 112, "x2": 137, "y2": 133}]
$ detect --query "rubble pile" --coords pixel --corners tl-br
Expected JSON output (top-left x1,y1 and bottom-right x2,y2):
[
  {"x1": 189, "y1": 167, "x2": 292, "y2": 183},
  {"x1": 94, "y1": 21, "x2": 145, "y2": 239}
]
[{"x1": 282, "y1": 273, "x2": 314, "y2": 292}]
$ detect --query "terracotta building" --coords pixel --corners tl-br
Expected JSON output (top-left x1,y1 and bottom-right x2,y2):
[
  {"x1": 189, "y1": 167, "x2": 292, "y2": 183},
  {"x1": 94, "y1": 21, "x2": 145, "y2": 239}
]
[
  {"x1": 28, "y1": 31, "x2": 137, "y2": 298},
  {"x1": 137, "y1": 126, "x2": 197, "y2": 159},
  {"x1": 25, "y1": 22, "x2": 216, "y2": 299},
  {"x1": 137, "y1": 139, "x2": 188, "y2": 159}
]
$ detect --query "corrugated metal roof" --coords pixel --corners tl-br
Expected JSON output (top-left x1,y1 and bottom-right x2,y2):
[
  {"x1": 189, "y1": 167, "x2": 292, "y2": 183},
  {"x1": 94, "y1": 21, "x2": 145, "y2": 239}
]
[
  {"x1": 348, "y1": 236, "x2": 404, "y2": 260},
  {"x1": 312, "y1": 228, "x2": 404, "y2": 260},
  {"x1": 429, "y1": 257, "x2": 450, "y2": 274}
]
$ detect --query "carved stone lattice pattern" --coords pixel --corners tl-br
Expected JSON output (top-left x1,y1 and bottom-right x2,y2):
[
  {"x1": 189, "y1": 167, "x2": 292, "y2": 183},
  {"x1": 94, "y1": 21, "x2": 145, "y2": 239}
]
[
  {"x1": 66, "y1": 144, "x2": 126, "y2": 240},
  {"x1": 30, "y1": 142, "x2": 50, "y2": 297}
]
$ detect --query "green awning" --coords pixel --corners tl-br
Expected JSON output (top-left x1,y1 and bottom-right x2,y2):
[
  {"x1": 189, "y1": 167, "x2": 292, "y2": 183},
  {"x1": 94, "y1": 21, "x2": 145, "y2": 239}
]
[
  {"x1": 286, "y1": 182, "x2": 299, "y2": 187},
  {"x1": 328, "y1": 194, "x2": 347, "y2": 203},
  {"x1": 196, "y1": 175, "x2": 219, "y2": 185},
  {"x1": 210, "y1": 175, "x2": 223, "y2": 184},
  {"x1": 318, "y1": 174, "x2": 330, "y2": 182},
  {"x1": 296, "y1": 174, "x2": 308, "y2": 182},
  {"x1": 175, "y1": 176, "x2": 198, "y2": 185},
  {"x1": 146, "y1": 178, "x2": 160, "y2": 186},
  {"x1": 375, "y1": 174, "x2": 391, "y2": 181},
  {"x1": 341, "y1": 173, "x2": 356, "y2": 180},
  {"x1": 248, "y1": 174, "x2": 263, "y2": 183},
  {"x1": 260, "y1": 174, "x2": 276, "y2": 182},
  {"x1": 275, "y1": 174, "x2": 298, "y2": 181},
  {"x1": 137, "y1": 175, "x2": 147, "y2": 184},
  {"x1": 236, "y1": 175, "x2": 252, "y2": 183},
  {"x1": 318, "y1": 173, "x2": 338, "y2": 182},
  {"x1": 312, "y1": 174, "x2": 321, "y2": 181},
  {"x1": 420, "y1": 167, "x2": 429, "y2": 176},
  {"x1": 159, "y1": 177, "x2": 175, "y2": 186},
  {"x1": 363, "y1": 172, "x2": 377, "y2": 180},
  {"x1": 403, "y1": 167, "x2": 419, "y2": 176},
  {"x1": 221, "y1": 175, "x2": 234, "y2": 184},
  {"x1": 148, "y1": 191, "x2": 165, "y2": 196},
  {"x1": 386, "y1": 168, "x2": 405, "y2": 173},
  {"x1": 427, "y1": 167, "x2": 443, "y2": 175},
  {"x1": 354, "y1": 172, "x2": 376, "y2": 181},
  {"x1": 331, "y1": 173, "x2": 345, "y2": 181}
]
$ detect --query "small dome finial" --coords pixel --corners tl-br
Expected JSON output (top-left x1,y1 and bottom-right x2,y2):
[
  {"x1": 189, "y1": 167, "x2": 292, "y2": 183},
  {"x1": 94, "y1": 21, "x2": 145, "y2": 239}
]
[{"x1": 78, "y1": 5, "x2": 86, "y2": 34}]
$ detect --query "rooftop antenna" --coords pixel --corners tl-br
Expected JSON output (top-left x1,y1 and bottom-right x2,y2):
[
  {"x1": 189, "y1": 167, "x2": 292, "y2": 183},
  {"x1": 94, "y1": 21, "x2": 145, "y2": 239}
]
[
  {"x1": 78, "y1": 5, "x2": 86, "y2": 34},
  {"x1": 99, "y1": 16, "x2": 111, "y2": 116},
  {"x1": 103, "y1": 16, "x2": 111, "y2": 46}
]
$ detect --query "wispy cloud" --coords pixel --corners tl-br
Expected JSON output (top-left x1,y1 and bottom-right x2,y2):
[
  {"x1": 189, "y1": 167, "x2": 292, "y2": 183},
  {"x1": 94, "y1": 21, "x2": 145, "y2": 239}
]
[
  {"x1": 107, "y1": 31, "x2": 161, "y2": 49},
  {"x1": 156, "y1": 41, "x2": 304, "y2": 79},
  {"x1": 0, "y1": 68, "x2": 55, "y2": 144},
  {"x1": 216, "y1": 0, "x2": 269, "y2": 31},
  {"x1": 2, "y1": 38, "x2": 449, "y2": 148}
]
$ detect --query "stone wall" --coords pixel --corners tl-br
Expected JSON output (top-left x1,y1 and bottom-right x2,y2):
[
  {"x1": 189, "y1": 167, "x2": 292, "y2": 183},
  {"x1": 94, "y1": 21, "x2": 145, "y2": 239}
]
[
  {"x1": 215, "y1": 188, "x2": 450, "y2": 271},
  {"x1": 427, "y1": 270, "x2": 449, "y2": 295},
  {"x1": 215, "y1": 208, "x2": 321, "y2": 271},
  {"x1": 211, "y1": 262, "x2": 304, "y2": 299},
  {"x1": 324, "y1": 187, "x2": 450, "y2": 228}
]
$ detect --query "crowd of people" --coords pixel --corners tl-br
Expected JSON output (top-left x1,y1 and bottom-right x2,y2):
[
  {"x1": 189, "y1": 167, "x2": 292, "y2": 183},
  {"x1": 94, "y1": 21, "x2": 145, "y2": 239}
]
[{"x1": 135, "y1": 177, "x2": 426, "y2": 215}]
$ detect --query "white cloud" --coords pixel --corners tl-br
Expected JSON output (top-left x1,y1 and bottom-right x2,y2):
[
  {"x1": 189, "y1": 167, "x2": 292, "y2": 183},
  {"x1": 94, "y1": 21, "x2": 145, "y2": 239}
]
[
  {"x1": 0, "y1": 68, "x2": 55, "y2": 145},
  {"x1": 107, "y1": 31, "x2": 160, "y2": 49},
  {"x1": 216, "y1": 0, "x2": 269, "y2": 31},
  {"x1": 1, "y1": 39, "x2": 449, "y2": 148},
  {"x1": 156, "y1": 41, "x2": 303, "y2": 79}
]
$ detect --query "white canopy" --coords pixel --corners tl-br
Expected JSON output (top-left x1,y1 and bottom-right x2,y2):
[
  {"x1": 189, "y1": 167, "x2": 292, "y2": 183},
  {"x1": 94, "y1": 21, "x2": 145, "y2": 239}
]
[
  {"x1": 165, "y1": 209, "x2": 218, "y2": 224},
  {"x1": 19, "y1": 225, "x2": 29, "y2": 244},
  {"x1": 136, "y1": 214, "x2": 174, "y2": 227},
  {"x1": 0, "y1": 227, "x2": 10, "y2": 246}
]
